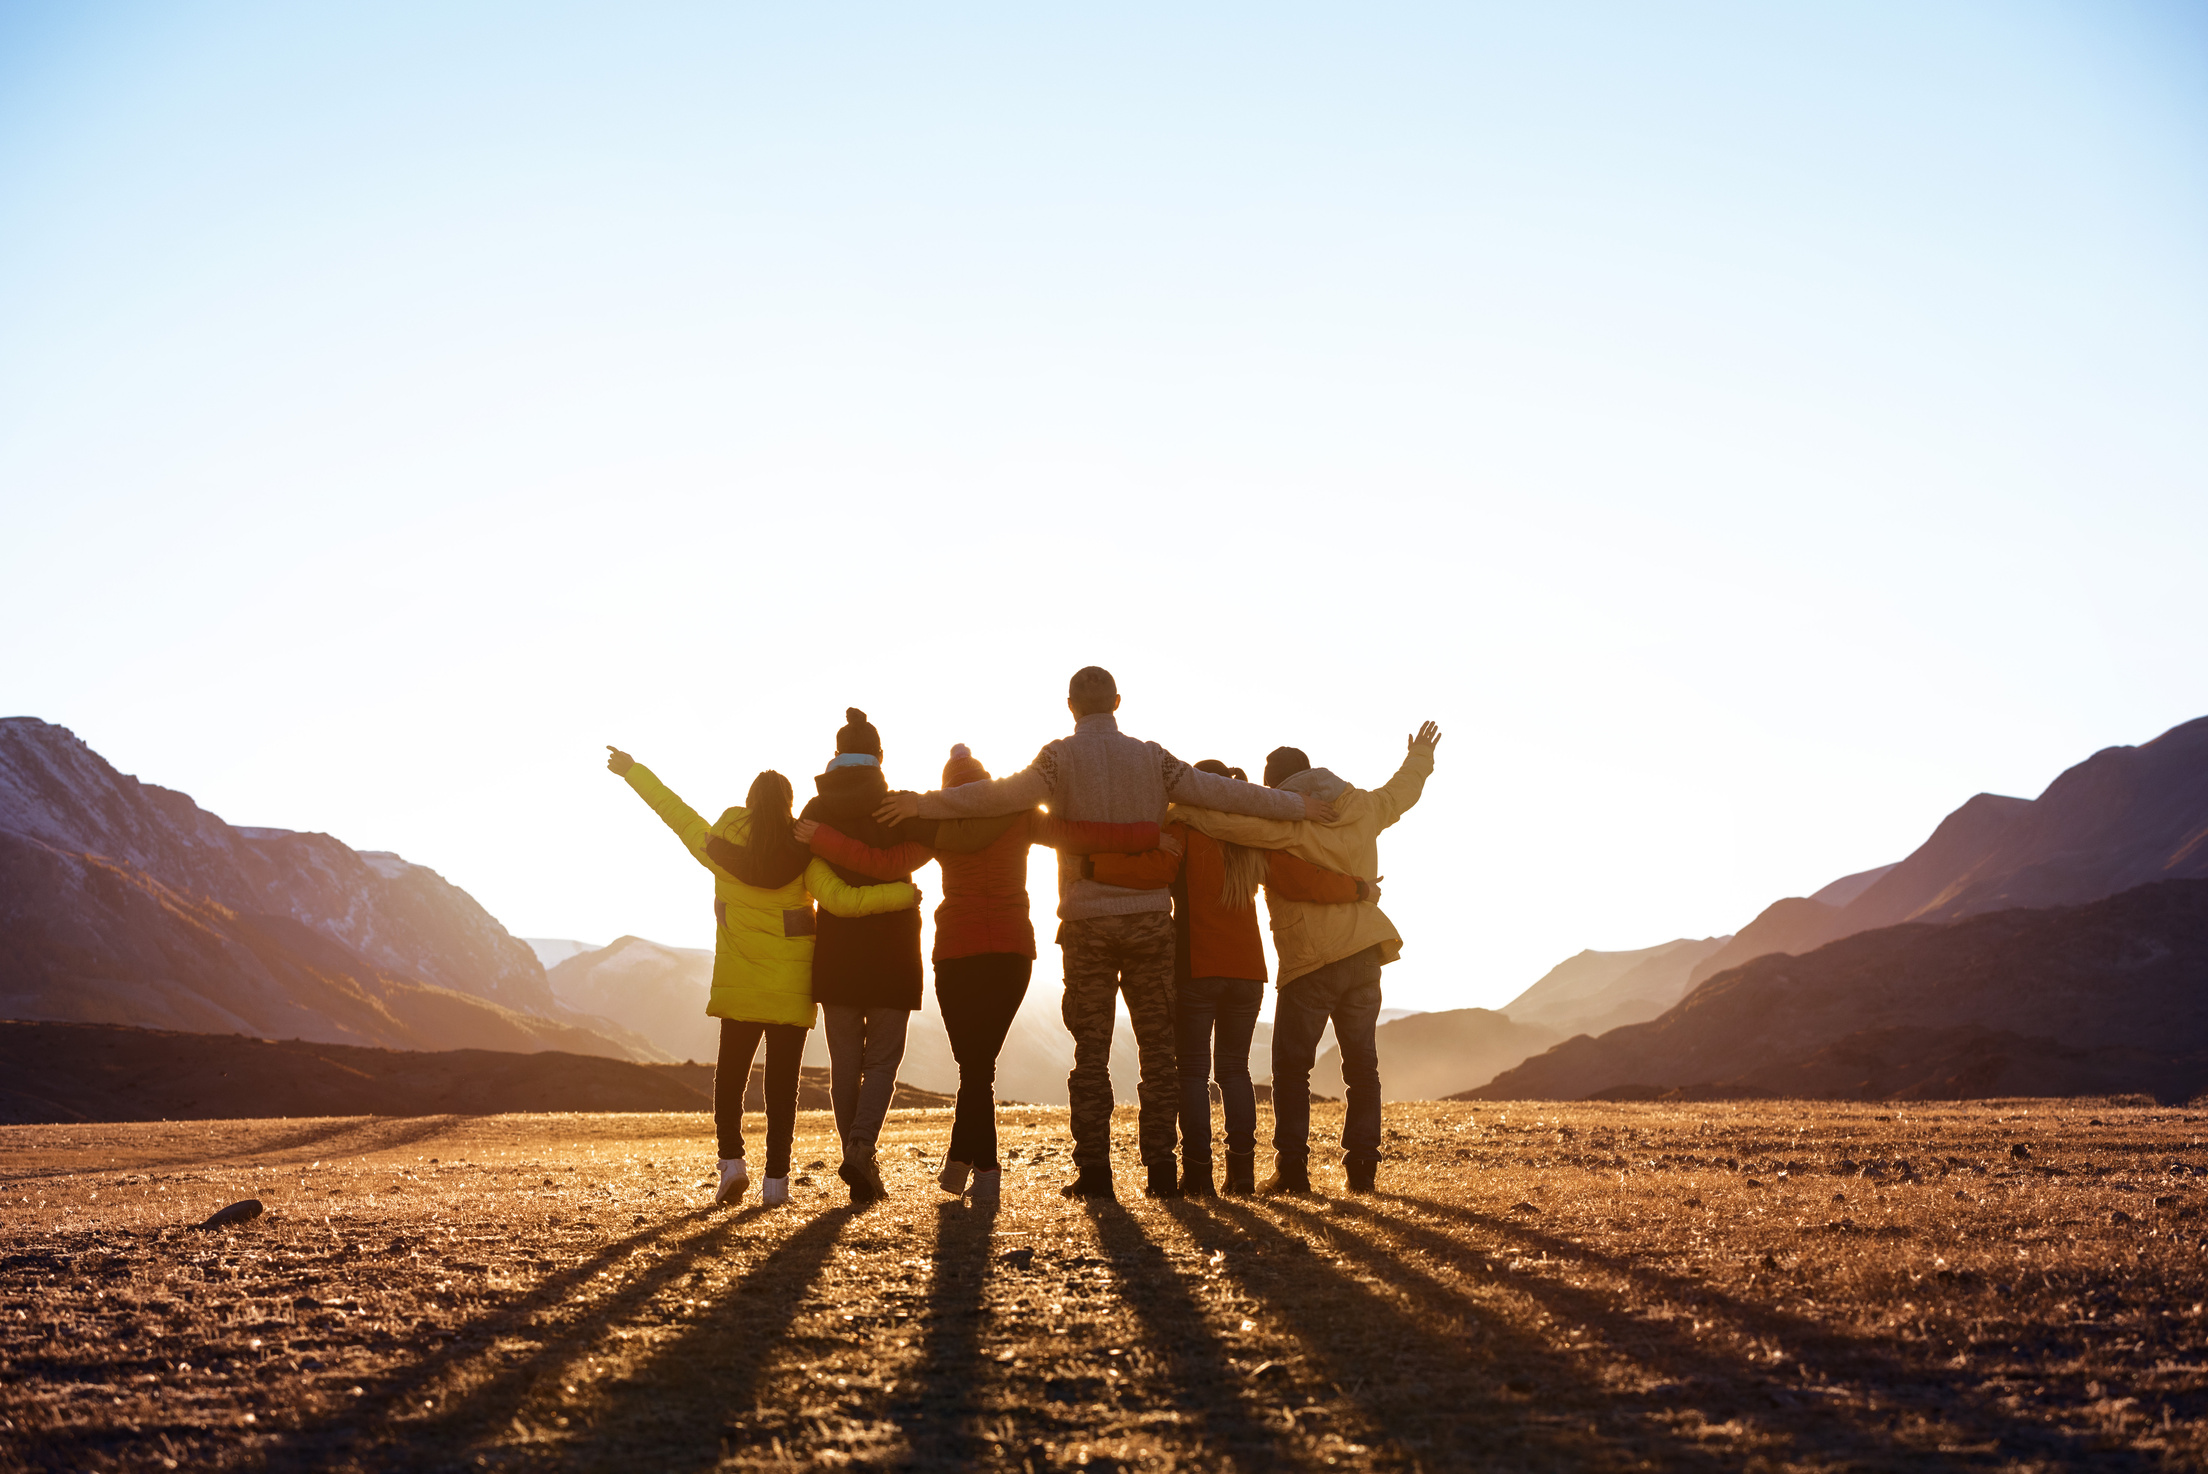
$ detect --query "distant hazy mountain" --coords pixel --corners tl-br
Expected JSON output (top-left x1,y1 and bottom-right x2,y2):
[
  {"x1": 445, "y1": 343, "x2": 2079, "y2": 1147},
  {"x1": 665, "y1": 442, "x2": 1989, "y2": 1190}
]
[
  {"x1": 1469, "y1": 880, "x2": 2208, "y2": 1102},
  {"x1": 1686, "y1": 716, "x2": 2208, "y2": 988},
  {"x1": 1311, "y1": 1007, "x2": 1563, "y2": 1101},
  {"x1": 1501, "y1": 937, "x2": 1731, "y2": 1038},
  {"x1": 0, "y1": 719, "x2": 648, "y2": 1060},
  {"x1": 526, "y1": 938, "x2": 604, "y2": 970},
  {"x1": 547, "y1": 935, "x2": 719, "y2": 1063}
]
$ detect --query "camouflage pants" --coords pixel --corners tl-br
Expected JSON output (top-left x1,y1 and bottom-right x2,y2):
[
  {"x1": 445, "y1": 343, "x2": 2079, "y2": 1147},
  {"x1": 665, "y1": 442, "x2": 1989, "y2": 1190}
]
[{"x1": 1060, "y1": 911, "x2": 1178, "y2": 1173}]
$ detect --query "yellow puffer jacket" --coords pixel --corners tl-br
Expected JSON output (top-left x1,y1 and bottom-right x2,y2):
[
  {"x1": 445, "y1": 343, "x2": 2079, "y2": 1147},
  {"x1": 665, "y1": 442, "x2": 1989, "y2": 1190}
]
[
  {"x1": 1168, "y1": 745, "x2": 1433, "y2": 985},
  {"x1": 623, "y1": 764, "x2": 918, "y2": 1028}
]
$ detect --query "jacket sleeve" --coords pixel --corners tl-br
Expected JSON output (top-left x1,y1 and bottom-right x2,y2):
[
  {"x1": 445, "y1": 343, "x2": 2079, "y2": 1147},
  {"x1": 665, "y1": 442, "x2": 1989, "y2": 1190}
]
[
  {"x1": 805, "y1": 858, "x2": 918, "y2": 917},
  {"x1": 1089, "y1": 843, "x2": 1184, "y2": 890},
  {"x1": 913, "y1": 746, "x2": 1056, "y2": 818},
  {"x1": 1167, "y1": 805, "x2": 1308, "y2": 850},
  {"x1": 929, "y1": 812, "x2": 1025, "y2": 854},
  {"x1": 810, "y1": 824, "x2": 933, "y2": 879},
  {"x1": 622, "y1": 764, "x2": 723, "y2": 873},
  {"x1": 1264, "y1": 849, "x2": 1363, "y2": 904},
  {"x1": 1029, "y1": 815, "x2": 1162, "y2": 853},
  {"x1": 1365, "y1": 746, "x2": 1435, "y2": 831},
  {"x1": 1159, "y1": 750, "x2": 1306, "y2": 819}
]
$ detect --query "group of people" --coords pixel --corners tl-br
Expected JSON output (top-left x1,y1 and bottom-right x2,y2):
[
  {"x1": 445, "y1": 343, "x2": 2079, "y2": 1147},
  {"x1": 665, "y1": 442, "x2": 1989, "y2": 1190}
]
[{"x1": 605, "y1": 665, "x2": 1439, "y2": 1208}]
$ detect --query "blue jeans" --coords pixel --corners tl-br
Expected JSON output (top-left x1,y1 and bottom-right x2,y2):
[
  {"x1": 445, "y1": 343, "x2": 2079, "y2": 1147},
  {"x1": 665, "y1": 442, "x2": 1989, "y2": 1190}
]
[
  {"x1": 1270, "y1": 945, "x2": 1383, "y2": 1167},
  {"x1": 1175, "y1": 976, "x2": 1263, "y2": 1167}
]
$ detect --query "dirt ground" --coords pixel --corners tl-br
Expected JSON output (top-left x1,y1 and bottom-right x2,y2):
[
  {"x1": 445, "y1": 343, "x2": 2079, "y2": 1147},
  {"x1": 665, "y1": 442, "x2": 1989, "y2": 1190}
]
[{"x1": 6, "y1": 1099, "x2": 2208, "y2": 1471}]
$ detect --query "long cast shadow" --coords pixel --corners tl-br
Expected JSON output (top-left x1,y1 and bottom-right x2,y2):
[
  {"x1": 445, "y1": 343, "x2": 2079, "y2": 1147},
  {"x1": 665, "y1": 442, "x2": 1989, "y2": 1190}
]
[
  {"x1": 1367, "y1": 1192, "x2": 2151, "y2": 1469},
  {"x1": 548, "y1": 1206, "x2": 855, "y2": 1472},
  {"x1": 1202, "y1": 1196, "x2": 1744, "y2": 1474},
  {"x1": 252, "y1": 1205, "x2": 767, "y2": 1471},
  {"x1": 887, "y1": 1199, "x2": 996, "y2": 1468},
  {"x1": 1085, "y1": 1203, "x2": 1315, "y2": 1470}
]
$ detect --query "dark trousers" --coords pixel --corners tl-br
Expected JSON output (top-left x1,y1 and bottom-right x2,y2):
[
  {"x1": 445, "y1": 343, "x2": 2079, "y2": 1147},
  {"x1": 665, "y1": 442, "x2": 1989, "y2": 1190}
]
[
  {"x1": 1176, "y1": 975, "x2": 1264, "y2": 1167},
  {"x1": 935, "y1": 952, "x2": 1032, "y2": 1170},
  {"x1": 715, "y1": 1018, "x2": 807, "y2": 1176},
  {"x1": 1270, "y1": 945, "x2": 1384, "y2": 1167}
]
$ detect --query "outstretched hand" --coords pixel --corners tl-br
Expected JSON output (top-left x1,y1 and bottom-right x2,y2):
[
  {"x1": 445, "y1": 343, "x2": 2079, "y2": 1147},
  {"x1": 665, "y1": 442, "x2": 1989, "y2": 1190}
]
[
  {"x1": 874, "y1": 791, "x2": 923, "y2": 825},
  {"x1": 1409, "y1": 721, "x2": 1442, "y2": 754},
  {"x1": 792, "y1": 819, "x2": 819, "y2": 844},
  {"x1": 605, "y1": 745, "x2": 635, "y2": 775}
]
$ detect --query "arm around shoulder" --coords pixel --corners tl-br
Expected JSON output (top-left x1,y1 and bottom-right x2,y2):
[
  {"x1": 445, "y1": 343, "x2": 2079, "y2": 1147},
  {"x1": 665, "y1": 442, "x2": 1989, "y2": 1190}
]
[{"x1": 806, "y1": 857, "x2": 919, "y2": 917}]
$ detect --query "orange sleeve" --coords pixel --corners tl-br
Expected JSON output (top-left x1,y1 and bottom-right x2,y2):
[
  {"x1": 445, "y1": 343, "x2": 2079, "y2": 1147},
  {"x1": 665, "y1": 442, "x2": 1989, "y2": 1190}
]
[
  {"x1": 809, "y1": 825, "x2": 934, "y2": 880},
  {"x1": 1264, "y1": 849, "x2": 1363, "y2": 903},
  {"x1": 1089, "y1": 821, "x2": 1186, "y2": 890}
]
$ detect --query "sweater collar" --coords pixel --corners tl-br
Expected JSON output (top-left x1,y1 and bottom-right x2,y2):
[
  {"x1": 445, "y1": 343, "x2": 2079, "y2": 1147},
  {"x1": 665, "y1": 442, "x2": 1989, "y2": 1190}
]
[{"x1": 1074, "y1": 712, "x2": 1121, "y2": 735}]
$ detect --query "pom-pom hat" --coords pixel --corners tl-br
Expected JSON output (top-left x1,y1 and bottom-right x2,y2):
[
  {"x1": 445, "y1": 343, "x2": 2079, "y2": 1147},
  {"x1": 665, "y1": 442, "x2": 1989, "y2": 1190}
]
[
  {"x1": 943, "y1": 743, "x2": 989, "y2": 788},
  {"x1": 836, "y1": 707, "x2": 882, "y2": 756}
]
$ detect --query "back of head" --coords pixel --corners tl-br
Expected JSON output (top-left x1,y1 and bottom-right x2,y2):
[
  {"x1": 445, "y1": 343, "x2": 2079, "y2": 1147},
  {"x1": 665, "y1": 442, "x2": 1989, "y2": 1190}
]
[
  {"x1": 835, "y1": 706, "x2": 882, "y2": 757},
  {"x1": 1067, "y1": 666, "x2": 1118, "y2": 717},
  {"x1": 732, "y1": 769, "x2": 808, "y2": 887},
  {"x1": 1263, "y1": 746, "x2": 1311, "y2": 788},
  {"x1": 1194, "y1": 758, "x2": 1249, "y2": 783},
  {"x1": 943, "y1": 742, "x2": 989, "y2": 788}
]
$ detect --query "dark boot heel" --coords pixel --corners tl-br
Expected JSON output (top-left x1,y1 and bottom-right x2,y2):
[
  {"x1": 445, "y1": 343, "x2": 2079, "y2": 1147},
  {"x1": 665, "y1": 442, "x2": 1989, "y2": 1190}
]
[{"x1": 1223, "y1": 1152, "x2": 1256, "y2": 1195}]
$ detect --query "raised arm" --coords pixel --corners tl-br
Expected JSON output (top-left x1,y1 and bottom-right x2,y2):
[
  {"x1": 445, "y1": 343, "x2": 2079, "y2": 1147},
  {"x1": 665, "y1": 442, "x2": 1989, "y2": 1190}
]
[
  {"x1": 1367, "y1": 722, "x2": 1440, "y2": 830},
  {"x1": 611, "y1": 753, "x2": 721, "y2": 873},
  {"x1": 805, "y1": 858, "x2": 920, "y2": 917},
  {"x1": 1265, "y1": 850, "x2": 1369, "y2": 904},
  {"x1": 808, "y1": 823, "x2": 935, "y2": 880}
]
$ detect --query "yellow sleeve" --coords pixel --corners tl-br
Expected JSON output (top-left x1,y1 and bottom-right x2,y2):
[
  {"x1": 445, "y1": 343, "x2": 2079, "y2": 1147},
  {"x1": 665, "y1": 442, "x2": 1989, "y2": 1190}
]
[
  {"x1": 806, "y1": 857, "x2": 918, "y2": 917},
  {"x1": 1168, "y1": 804, "x2": 1311, "y2": 850},
  {"x1": 623, "y1": 763, "x2": 734, "y2": 873},
  {"x1": 1366, "y1": 747, "x2": 1434, "y2": 830}
]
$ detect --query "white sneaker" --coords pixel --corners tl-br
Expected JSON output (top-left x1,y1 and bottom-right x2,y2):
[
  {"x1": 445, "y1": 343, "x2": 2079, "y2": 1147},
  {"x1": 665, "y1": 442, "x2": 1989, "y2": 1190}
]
[
  {"x1": 716, "y1": 1157, "x2": 750, "y2": 1206},
  {"x1": 937, "y1": 1157, "x2": 973, "y2": 1196},
  {"x1": 762, "y1": 1177, "x2": 790, "y2": 1207},
  {"x1": 969, "y1": 1168, "x2": 1001, "y2": 1206}
]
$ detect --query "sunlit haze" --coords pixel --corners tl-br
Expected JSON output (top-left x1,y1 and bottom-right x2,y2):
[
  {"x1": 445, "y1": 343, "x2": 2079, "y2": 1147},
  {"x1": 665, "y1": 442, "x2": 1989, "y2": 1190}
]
[{"x1": 4, "y1": 3, "x2": 2203, "y2": 1015}]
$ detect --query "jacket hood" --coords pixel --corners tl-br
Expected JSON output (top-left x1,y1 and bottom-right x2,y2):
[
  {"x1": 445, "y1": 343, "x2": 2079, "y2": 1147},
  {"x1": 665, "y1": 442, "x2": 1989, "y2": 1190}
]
[{"x1": 1278, "y1": 767, "x2": 1352, "y2": 803}]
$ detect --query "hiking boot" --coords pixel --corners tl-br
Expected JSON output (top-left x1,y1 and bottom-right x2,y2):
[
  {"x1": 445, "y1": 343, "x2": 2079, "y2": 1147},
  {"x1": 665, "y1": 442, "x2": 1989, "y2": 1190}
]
[
  {"x1": 1179, "y1": 1159, "x2": 1216, "y2": 1197},
  {"x1": 1261, "y1": 1158, "x2": 1312, "y2": 1194},
  {"x1": 1060, "y1": 1168, "x2": 1116, "y2": 1200},
  {"x1": 1345, "y1": 1159, "x2": 1378, "y2": 1194},
  {"x1": 762, "y1": 1177, "x2": 790, "y2": 1208},
  {"x1": 969, "y1": 1168, "x2": 1002, "y2": 1207},
  {"x1": 1223, "y1": 1152, "x2": 1256, "y2": 1195},
  {"x1": 716, "y1": 1156, "x2": 751, "y2": 1206},
  {"x1": 936, "y1": 1158, "x2": 974, "y2": 1196},
  {"x1": 840, "y1": 1143, "x2": 887, "y2": 1204},
  {"x1": 1145, "y1": 1160, "x2": 1183, "y2": 1199}
]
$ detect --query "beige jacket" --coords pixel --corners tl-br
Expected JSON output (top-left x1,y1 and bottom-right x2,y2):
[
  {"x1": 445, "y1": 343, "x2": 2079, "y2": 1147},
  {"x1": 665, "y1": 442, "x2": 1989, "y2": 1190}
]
[{"x1": 1167, "y1": 746, "x2": 1434, "y2": 984}]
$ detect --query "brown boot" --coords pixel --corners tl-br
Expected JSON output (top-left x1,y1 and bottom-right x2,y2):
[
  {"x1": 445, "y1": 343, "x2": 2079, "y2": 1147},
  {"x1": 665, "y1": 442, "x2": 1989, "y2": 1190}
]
[
  {"x1": 1223, "y1": 1152, "x2": 1256, "y2": 1195},
  {"x1": 1179, "y1": 1159, "x2": 1216, "y2": 1197}
]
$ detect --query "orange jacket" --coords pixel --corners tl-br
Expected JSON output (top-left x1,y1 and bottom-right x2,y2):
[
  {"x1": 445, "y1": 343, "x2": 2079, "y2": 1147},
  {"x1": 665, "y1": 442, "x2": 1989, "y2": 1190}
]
[{"x1": 1090, "y1": 821, "x2": 1363, "y2": 983}]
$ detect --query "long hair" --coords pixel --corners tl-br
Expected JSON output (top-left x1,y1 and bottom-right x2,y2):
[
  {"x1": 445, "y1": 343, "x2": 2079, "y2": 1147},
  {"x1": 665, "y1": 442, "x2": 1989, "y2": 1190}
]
[
  {"x1": 1192, "y1": 758, "x2": 1269, "y2": 910},
  {"x1": 728, "y1": 769, "x2": 808, "y2": 887}
]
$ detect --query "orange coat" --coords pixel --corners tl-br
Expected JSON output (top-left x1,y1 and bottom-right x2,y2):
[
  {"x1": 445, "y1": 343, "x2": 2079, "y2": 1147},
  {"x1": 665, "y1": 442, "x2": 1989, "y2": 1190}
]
[{"x1": 1090, "y1": 821, "x2": 1362, "y2": 983}]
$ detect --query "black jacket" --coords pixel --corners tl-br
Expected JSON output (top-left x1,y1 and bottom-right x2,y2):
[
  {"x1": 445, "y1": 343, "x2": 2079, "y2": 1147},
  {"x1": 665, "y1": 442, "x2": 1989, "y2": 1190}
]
[{"x1": 800, "y1": 765, "x2": 927, "y2": 1010}]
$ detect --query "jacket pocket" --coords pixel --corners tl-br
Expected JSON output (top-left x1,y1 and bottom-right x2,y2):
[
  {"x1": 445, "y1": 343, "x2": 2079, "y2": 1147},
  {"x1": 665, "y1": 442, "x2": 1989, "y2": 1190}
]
[{"x1": 782, "y1": 905, "x2": 816, "y2": 938}]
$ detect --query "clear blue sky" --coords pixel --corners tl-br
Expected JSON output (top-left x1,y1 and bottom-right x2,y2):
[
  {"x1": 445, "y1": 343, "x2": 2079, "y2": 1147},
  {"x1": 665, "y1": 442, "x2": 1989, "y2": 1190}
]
[{"x1": 3, "y1": 2, "x2": 2204, "y2": 1013}]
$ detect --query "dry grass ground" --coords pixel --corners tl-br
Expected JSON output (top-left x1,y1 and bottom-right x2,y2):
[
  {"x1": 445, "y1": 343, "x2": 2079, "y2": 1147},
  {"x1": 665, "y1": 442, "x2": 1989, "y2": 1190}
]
[{"x1": 6, "y1": 1099, "x2": 2208, "y2": 1471}]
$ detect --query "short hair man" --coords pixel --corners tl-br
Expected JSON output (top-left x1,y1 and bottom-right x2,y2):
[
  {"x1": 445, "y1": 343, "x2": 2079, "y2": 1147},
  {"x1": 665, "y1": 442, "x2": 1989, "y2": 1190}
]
[
  {"x1": 876, "y1": 666, "x2": 1334, "y2": 1199},
  {"x1": 1166, "y1": 721, "x2": 1441, "y2": 1193}
]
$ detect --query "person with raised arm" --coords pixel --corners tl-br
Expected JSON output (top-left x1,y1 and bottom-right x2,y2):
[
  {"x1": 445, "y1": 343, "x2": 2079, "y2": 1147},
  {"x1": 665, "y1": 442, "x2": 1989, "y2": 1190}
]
[
  {"x1": 1155, "y1": 721, "x2": 1441, "y2": 1195},
  {"x1": 873, "y1": 666, "x2": 1336, "y2": 1202},
  {"x1": 1087, "y1": 760, "x2": 1377, "y2": 1197},
  {"x1": 796, "y1": 742, "x2": 1160, "y2": 1206},
  {"x1": 605, "y1": 744, "x2": 918, "y2": 1210}
]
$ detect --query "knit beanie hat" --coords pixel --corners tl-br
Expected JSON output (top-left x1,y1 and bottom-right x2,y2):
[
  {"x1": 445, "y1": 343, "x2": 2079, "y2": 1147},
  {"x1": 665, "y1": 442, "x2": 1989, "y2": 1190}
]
[
  {"x1": 943, "y1": 743, "x2": 989, "y2": 788},
  {"x1": 1262, "y1": 746, "x2": 1311, "y2": 788},
  {"x1": 835, "y1": 707, "x2": 882, "y2": 756}
]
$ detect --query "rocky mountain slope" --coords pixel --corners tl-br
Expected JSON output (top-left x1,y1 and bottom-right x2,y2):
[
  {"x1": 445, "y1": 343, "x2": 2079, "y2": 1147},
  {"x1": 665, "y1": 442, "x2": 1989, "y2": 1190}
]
[
  {"x1": 0, "y1": 719, "x2": 645, "y2": 1060},
  {"x1": 547, "y1": 936, "x2": 719, "y2": 1063},
  {"x1": 1686, "y1": 716, "x2": 2208, "y2": 988},
  {"x1": 1466, "y1": 879, "x2": 2208, "y2": 1102}
]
